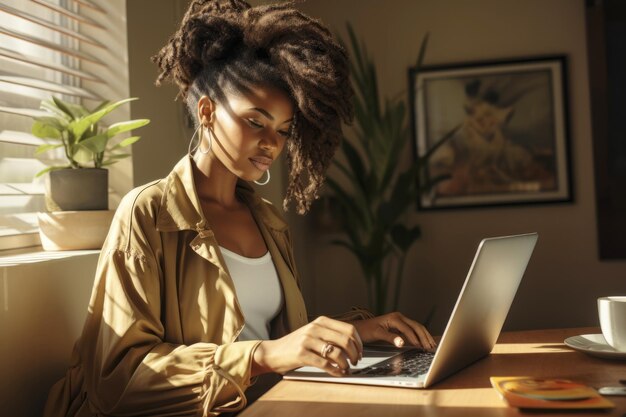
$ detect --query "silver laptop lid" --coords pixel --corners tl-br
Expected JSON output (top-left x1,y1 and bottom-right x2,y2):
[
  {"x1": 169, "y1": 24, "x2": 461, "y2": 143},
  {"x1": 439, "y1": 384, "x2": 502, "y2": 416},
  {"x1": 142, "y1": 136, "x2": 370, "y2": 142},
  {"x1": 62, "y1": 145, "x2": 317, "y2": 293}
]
[{"x1": 423, "y1": 232, "x2": 538, "y2": 387}]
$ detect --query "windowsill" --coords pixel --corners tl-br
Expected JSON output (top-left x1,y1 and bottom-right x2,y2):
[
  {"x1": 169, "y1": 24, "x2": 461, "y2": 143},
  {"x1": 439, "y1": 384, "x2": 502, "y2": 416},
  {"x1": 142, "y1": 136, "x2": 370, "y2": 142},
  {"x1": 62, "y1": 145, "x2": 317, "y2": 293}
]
[{"x1": 0, "y1": 246, "x2": 100, "y2": 267}]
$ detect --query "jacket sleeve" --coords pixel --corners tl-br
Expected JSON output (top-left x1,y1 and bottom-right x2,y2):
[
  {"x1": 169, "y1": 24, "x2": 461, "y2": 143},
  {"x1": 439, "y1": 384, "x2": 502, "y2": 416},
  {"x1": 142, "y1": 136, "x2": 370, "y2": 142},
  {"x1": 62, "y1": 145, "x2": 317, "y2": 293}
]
[
  {"x1": 330, "y1": 306, "x2": 376, "y2": 321},
  {"x1": 77, "y1": 184, "x2": 260, "y2": 416},
  {"x1": 80, "y1": 248, "x2": 260, "y2": 417}
]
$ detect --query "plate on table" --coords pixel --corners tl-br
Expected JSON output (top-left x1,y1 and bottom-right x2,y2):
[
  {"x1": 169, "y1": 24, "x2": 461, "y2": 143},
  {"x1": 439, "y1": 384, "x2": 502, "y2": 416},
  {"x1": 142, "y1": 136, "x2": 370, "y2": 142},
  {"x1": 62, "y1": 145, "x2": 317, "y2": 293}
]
[{"x1": 564, "y1": 334, "x2": 626, "y2": 360}]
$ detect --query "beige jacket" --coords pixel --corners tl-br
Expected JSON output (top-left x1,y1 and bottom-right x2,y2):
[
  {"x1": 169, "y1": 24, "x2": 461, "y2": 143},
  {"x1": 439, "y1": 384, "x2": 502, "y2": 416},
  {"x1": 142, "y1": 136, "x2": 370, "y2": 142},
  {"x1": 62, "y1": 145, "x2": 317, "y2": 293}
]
[{"x1": 43, "y1": 156, "x2": 309, "y2": 417}]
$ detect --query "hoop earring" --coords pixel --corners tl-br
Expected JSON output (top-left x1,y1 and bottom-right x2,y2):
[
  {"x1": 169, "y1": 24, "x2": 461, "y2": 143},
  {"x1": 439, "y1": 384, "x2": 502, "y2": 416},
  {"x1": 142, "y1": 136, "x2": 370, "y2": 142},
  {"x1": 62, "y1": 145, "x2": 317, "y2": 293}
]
[
  {"x1": 187, "y1": 124, "x2": 212, "y2": 155},
  {"x1": 188, "y1": 124, "x2": 202, "y2": 155},
  {"x1": 198, "y1": 127, "x2": 212, "y2": 154},
  {"x1": 254, "y1": 169, "x2": 271, "y2": 186}
]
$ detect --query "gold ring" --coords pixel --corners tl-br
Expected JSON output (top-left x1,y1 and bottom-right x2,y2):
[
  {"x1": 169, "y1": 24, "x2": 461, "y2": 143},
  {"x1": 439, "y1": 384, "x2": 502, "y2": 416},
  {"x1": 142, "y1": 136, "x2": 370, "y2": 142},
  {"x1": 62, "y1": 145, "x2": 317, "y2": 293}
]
[{"x1": 321, "y1": 342, "x2": 335, "y2": 359}]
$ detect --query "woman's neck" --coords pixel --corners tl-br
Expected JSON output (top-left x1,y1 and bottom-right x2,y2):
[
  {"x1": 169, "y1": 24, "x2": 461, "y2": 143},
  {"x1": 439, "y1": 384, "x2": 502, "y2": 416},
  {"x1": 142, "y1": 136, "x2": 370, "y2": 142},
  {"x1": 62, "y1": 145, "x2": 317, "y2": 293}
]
[{"x1": 192, "y1": 152, "x2": 240, "y2": 209}]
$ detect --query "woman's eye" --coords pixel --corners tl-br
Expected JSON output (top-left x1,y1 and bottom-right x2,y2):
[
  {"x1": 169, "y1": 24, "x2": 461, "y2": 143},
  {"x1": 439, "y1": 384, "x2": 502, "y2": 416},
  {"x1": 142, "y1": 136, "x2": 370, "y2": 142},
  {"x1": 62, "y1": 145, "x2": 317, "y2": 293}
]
[
  {"x1": 278, "y1": 130, "x2": 290, "y2": 138},
  {"x1": 247, "y1": 119, "x2": 263, "y2": 128}
]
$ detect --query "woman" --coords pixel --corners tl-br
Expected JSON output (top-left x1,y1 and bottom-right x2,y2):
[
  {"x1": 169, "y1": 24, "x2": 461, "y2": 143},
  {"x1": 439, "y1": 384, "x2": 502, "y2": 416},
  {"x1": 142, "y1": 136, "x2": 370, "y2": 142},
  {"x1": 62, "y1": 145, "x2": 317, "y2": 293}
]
[{"x1": 44, "y1": 1, "x2": 435, "y2": 416}]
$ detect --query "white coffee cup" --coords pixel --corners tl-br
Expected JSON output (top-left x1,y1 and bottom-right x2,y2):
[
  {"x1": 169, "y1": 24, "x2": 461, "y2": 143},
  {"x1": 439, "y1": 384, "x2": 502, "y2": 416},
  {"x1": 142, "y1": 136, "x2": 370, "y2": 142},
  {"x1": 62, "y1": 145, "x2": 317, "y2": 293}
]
[{"x1": 598, "y1": 296, "x2": 626, "y2": 352}]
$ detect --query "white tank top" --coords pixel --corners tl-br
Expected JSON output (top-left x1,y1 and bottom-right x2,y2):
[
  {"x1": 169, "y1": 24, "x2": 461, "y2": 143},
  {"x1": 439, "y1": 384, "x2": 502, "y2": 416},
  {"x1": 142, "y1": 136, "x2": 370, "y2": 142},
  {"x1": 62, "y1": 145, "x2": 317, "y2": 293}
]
[{"x1": 219, "y1": 246, "x2": 283, "y2": 341}]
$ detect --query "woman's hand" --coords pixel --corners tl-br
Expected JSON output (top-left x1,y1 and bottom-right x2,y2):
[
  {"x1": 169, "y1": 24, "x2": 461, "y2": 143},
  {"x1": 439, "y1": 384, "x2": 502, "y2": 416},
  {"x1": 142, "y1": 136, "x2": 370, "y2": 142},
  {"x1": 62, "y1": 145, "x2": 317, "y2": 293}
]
[
  {"x1": 252, "y1": 316, "x2": 363, "y2": 377},
  {"x1": 349, "y1": 312, "x2": 437, "y2": 352}
]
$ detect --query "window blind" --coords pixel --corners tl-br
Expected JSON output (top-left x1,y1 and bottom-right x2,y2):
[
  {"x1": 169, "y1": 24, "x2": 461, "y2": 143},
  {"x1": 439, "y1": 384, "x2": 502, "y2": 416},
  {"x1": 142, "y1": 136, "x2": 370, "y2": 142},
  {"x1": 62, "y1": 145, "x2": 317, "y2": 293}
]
[{"x1": 0, "y1": 0, "x2": 110, "y2": 250}]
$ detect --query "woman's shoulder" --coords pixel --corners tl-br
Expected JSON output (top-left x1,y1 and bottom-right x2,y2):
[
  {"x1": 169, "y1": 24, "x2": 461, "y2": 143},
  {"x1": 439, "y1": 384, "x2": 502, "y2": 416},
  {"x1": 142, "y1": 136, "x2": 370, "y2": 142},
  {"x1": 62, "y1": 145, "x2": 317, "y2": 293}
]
[
  {"x1": 105, "y1": 179, "x2": 167, "y2": 246},
  {"x1": 118, "y1": 179, "x2": 167, "y2": 214}
]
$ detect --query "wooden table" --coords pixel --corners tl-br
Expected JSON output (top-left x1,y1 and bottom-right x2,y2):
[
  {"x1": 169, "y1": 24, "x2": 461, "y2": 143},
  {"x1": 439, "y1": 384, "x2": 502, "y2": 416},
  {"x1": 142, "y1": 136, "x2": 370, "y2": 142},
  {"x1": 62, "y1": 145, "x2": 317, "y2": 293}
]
[{"x1": 239, "y1": 328, "x2": 626, "y2": 416}]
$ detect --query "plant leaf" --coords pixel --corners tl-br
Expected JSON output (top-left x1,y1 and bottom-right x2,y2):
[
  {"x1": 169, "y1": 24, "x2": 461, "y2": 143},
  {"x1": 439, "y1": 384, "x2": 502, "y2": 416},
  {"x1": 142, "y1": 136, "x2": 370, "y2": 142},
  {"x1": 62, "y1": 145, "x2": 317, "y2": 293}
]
[
  {"x1": 340, "y1": 138, "x2": 369, "y2": 195},
  {"x1": 78, "y1": 134, "x2": 109, "y2": 154},
  {"x1": 111, "y1": 135, "x2": 141, "y2": 149},
  {"x1": 32, "y1": 120, "x2": 62, "y2": 139},
  {"x1": 33, "y1": 116, "x2": 66, "y2": 130},
  {"x1": 324, "y1": 177, "x2": 368, "y2": 229},
  {"x1": 51, "y1": 96, "x2": 79, "y2": 119},
  {"x1": 35, "y1": 165, "x2": 69, "y2": 178},
  {"x1": 390, "y1": 224, "x2": 421, "y2": 252},
  {"x1": 422, "y1": 123, "x2": 461, "y2": 162},
  {"x1": 40, "y1": 99, "x2": 72, "y2": 121},
  {"x1": 102, "y1": 152, "x2": 131, "y2": 164},
  {"x1": 379, "y1": 104, "x2": 409, "y2": 192},
  {"x1": 415, "y1": 32, "x2": 430, "y2": 69},
  {"x1": 69, "y1": 97, "x2": 138, "y2": 141},
  {"x1": 106, "y1": 119, "x2": 150, "y2": 138},
  {"x1": 92, "y1": 99, "x2": 111, "y2": 113},
  {"x1": 35, "y1": 143, "x2": 63, "y2": 155},
  {"x1": 71, "y1": 146, "x2": 93, "y2": 165}
]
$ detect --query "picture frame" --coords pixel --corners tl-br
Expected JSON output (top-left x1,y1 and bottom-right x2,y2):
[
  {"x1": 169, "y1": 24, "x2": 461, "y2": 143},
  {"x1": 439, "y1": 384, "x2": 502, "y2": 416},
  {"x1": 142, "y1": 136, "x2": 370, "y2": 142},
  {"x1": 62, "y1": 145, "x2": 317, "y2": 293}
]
[{"x1": 409, "y1": 55, "x2": 572, "y2": 210}]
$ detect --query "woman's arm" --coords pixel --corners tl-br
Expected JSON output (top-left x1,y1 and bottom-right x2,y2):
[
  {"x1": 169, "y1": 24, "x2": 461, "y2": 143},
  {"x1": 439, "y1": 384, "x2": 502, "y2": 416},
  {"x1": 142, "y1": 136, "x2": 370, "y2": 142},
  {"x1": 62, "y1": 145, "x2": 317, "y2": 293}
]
[
  {"x1": 249, "y1": 312, "x2": 436, "y2": 379},
  {"x1": 252, "y1": 316, "x2": 363, "y2": 377},
  {"x1": 81, "y1": 249, "x2": 259, "y2": 416}
]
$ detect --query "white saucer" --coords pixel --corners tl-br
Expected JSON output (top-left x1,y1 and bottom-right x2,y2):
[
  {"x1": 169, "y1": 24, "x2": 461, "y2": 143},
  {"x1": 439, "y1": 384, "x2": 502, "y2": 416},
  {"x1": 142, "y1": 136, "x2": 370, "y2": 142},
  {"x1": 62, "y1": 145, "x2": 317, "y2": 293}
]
[{"x1": 564, "y1": 334, "x2": 626, "y2": 360}]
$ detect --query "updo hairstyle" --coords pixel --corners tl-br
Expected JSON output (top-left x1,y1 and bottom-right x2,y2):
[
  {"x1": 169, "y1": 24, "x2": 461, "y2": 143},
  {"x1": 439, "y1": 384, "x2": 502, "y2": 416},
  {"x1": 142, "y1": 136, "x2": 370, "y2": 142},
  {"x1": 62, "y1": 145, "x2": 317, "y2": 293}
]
[{"x1": 152, "y1": 0, "x2": 353, "y2": 214}]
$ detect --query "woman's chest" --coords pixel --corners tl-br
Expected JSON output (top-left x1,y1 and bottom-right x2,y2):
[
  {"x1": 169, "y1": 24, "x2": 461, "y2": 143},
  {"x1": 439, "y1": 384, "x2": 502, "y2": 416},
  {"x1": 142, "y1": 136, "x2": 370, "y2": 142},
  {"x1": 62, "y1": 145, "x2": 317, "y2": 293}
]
[{"x1": 202, "y1": 204, "x2": 267, "y2": 258}]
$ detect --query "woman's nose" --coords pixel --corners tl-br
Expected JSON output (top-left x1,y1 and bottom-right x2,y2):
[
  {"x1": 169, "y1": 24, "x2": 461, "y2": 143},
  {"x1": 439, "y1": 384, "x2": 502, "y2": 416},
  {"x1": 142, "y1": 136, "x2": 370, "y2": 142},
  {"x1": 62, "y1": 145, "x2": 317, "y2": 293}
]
[{"x1": 259, "y1": 131, "x2": 279, "y2": 150}]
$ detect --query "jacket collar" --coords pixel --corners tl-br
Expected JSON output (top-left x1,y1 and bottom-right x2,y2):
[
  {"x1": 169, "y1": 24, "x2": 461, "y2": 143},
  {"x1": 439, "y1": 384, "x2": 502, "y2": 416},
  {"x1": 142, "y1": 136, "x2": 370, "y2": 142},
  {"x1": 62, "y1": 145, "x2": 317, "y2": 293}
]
[{"x1": 156, "y1": 155, "x2": 288, "y2": 233}]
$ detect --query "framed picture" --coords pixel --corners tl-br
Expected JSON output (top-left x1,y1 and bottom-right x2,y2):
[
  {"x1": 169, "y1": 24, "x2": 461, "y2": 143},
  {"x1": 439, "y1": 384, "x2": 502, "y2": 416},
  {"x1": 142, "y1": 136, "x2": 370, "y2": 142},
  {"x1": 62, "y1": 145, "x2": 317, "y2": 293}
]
[{"x1": 409, "y1": 55, "x2": 572, "y2": 209}]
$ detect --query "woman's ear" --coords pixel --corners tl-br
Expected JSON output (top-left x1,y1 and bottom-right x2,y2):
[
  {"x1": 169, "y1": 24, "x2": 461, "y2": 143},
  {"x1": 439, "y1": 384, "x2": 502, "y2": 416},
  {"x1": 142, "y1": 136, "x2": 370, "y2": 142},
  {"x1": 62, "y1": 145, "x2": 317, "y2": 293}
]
[{"x1": 197, "y1": 95, "x2": 216, "y2": 127}]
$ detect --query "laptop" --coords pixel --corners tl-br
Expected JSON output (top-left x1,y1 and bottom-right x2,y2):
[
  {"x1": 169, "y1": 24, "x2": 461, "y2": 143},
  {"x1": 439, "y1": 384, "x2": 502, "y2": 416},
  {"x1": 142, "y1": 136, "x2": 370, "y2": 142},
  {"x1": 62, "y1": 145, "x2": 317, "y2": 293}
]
[{"x1": 284, "y1": 232, "x2": 538, "y2": 388}]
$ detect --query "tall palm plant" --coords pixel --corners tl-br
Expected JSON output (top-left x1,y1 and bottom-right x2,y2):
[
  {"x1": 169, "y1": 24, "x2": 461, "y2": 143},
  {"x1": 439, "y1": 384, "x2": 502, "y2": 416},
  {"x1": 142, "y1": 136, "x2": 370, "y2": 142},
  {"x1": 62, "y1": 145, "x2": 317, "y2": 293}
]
[{"x1": 326, "y1": 25, "x2": 458, "y2": 315}]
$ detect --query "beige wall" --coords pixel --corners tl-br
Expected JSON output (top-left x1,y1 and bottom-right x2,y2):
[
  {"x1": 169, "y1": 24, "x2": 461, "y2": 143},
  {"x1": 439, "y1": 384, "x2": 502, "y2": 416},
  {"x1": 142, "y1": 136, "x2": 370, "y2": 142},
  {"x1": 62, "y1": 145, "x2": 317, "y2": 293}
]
[
  {"x1": 127, "y1": 0, "x2": 191, "y2": 186},
  {"x1": 0, "y1": 253, "x2": 98, "y2": 416},
  {"x1": 293, "y1": 0, "x2": 626, "y2": 333}
]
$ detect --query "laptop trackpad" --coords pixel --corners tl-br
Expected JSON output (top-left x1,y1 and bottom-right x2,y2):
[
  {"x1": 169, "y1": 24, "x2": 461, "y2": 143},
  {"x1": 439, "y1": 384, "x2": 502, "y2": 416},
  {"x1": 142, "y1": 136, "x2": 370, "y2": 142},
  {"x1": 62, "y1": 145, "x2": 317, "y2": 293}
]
[{"x1": 289, "y1": 345, "x2": 415, "y2": 374}]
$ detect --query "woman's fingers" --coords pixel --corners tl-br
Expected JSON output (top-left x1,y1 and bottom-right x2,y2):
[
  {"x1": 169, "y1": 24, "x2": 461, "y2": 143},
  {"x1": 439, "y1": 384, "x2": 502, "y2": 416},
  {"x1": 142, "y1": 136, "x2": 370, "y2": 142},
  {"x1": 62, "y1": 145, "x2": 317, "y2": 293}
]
[
  {"x1": 260, "y1": 316, "x2": 366, "y2": 376},
  {"x1": 369, "y1": 313, "x2": 437, "y2": 351},
  {"x1": 314, "y1": 316, "x2": 364, "y2": 352},
  {"x1": 398, "y1": 314, "x2": 437, "y2": 351},
  {"x1": 297, "y1": 336, "x2": 351, "y2": 376},
  {"x1": 306, "y1": 348, "x2": 347, "y2": 377},
  {"x1": 408, "y1": 321, "x2": 437, "y2": 351},
  {"x1": 374, "y1": 327, "x2": 407, "y2": 347},
  {"x1": 371, "y1": 314, "x2": 416, "y2": 347},
  {"x1": 390, "y1": 313, "x2": 437, "y2": 351},
  {"x1": 309, "y1": 317, "x2": 362, "y2": 365},
  {"x1": 318, "y1": 340, "x2": 350, "y2": 372}
]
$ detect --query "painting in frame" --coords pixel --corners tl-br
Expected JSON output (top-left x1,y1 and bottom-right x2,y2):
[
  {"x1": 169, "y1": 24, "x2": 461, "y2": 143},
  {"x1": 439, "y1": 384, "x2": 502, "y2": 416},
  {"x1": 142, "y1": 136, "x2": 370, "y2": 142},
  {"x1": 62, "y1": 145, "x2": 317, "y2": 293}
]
[{"x1": 410, "y1": 55, "x2": 572, "y2": 209}]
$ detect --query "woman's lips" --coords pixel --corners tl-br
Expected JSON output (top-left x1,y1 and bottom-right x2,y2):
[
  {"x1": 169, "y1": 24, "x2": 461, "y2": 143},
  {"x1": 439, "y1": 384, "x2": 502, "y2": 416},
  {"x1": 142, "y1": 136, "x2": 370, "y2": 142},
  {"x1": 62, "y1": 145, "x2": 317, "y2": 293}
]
[{"x1": 250, "y1": 156, "x2": 272, "y2": 171}]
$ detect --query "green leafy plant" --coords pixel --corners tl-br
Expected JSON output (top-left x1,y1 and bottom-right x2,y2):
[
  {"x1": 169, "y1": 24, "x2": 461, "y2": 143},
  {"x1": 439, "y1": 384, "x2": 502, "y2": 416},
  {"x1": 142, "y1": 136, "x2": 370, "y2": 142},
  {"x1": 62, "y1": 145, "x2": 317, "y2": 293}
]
[
  {"x1": 31, "y1": 97, "x2": 150, "y2": 176},
  {"x1": 326, "y1": 25, "x2": 459, "y2": 315}
]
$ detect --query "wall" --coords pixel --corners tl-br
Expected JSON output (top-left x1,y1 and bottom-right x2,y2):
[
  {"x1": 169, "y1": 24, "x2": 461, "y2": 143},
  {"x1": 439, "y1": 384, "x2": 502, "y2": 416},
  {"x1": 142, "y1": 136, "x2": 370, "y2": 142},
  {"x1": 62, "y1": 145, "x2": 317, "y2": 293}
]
[
  {"x1": 126, "y1": 0, "x2": 190, "y2": 186},
  {"x1": 0, "y1": 253, "x2": 98, "y2": 417},
  {"x1": 294, "y1": 0, "x2": 626, "y2": 334}
]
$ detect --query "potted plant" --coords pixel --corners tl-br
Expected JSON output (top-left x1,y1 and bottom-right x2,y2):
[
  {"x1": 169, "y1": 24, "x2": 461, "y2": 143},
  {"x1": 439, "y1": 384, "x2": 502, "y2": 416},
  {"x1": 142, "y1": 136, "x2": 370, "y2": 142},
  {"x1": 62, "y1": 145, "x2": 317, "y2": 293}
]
[
  {"x1": 30, "y1": 96, "x2": 150, "y2": 250},
  {"x1": 325, "y1": 26, "x2": 459, "y2": 315}
]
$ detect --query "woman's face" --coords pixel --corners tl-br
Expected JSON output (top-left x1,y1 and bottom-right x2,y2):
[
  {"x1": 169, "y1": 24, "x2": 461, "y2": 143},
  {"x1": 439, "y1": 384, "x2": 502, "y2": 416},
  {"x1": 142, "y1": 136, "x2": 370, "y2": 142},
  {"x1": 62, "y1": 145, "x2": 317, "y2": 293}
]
[{"x1": 199, "y1": 85, "x2": 294, "y2": 183}]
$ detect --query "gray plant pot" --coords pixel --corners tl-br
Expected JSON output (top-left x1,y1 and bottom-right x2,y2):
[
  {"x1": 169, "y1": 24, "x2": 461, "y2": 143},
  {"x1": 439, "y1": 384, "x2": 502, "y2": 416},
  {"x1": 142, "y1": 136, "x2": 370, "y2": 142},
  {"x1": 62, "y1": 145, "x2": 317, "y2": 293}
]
[{"x1": 47, "y1": 168, "x2": 108, "y2": 211}]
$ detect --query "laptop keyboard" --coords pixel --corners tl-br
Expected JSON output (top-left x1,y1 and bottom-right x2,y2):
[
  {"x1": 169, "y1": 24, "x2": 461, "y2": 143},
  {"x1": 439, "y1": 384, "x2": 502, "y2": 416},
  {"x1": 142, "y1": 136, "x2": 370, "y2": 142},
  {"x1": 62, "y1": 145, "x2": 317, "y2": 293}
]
[{"x1": 353, "y1": 349, "x2": 435, "y2": 377}]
